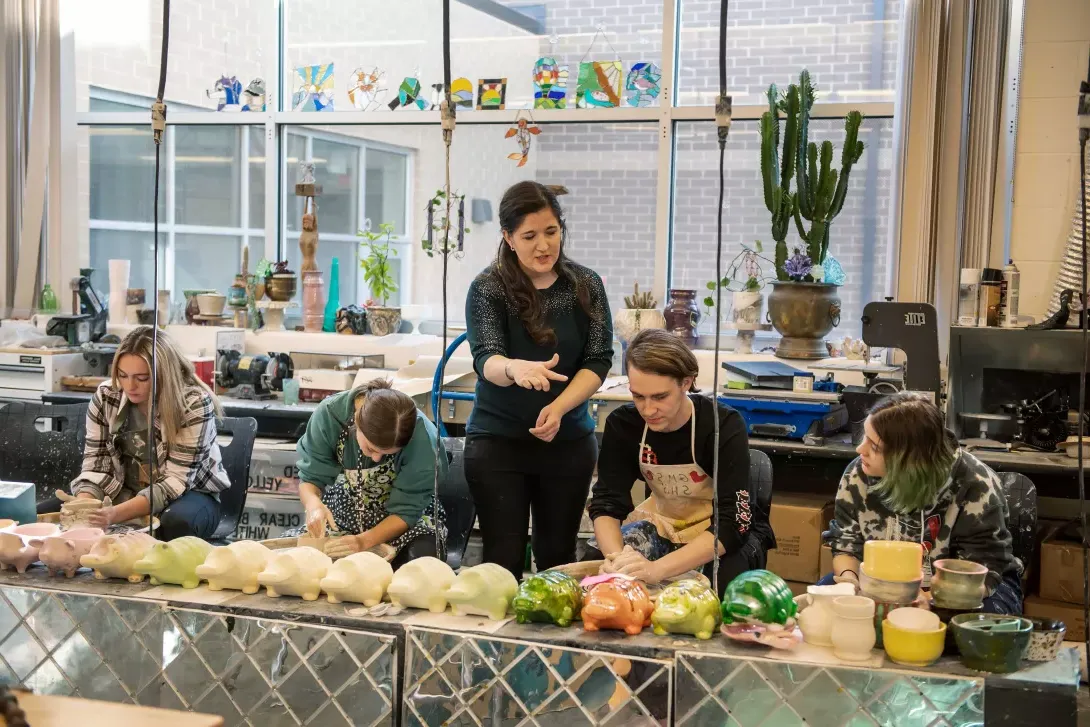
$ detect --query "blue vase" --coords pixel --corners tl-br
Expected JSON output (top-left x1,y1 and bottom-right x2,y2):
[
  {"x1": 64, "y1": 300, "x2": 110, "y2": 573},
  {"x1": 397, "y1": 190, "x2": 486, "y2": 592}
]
[{"x1": 323, "y1": 257, "x2": 341, "y2": 332}]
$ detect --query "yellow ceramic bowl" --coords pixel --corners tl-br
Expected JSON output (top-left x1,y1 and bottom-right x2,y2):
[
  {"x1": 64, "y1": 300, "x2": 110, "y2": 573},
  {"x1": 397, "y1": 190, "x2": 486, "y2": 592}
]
[{"x1": 882, "y1": 618, "x2": 946, "y2": 667}]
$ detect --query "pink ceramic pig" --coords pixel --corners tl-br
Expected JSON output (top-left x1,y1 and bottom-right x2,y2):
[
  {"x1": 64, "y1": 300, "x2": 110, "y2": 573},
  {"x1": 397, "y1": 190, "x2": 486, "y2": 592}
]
[
  {"x1": 0, "y1": 523, "x2": 60, "y2": 573},
  {"x1": 35, "y1": 528, "x2": 105, "y2": 577}
]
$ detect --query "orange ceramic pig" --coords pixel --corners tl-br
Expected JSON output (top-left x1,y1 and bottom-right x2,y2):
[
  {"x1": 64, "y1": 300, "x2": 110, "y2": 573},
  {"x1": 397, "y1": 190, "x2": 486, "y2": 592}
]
[{"x1": 582, "y1": 577, "x2": 654, "y2": 636}]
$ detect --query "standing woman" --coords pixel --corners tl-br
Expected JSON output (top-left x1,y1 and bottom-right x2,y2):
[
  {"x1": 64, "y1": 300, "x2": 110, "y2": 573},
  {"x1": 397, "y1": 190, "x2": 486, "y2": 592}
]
[{"x1": 465, "y1": 181, "x2": 614, "y2": 578}]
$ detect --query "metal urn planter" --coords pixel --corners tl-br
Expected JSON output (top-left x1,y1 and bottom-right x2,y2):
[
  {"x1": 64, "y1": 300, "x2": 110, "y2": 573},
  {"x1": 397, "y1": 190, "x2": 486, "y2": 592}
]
[{"x1": 767, "y1": 281, "x2": 841, "y2": 359}]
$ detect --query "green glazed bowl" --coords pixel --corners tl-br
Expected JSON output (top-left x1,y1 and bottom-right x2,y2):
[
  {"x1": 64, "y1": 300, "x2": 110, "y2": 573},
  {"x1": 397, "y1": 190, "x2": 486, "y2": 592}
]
[{"x1": 950, "y1": 613, "x2": 1032, "y2": 673}]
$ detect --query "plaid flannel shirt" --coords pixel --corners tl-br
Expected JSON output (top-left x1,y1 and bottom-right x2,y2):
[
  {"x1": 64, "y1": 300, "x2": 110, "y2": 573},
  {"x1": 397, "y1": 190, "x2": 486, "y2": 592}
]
[{"x1": 70, "y1": 382, "x2": 230, "y2": 514}]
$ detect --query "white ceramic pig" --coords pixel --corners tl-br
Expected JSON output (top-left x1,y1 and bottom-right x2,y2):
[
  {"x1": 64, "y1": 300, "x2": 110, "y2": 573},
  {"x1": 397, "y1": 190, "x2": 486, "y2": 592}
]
[
  {"x1": 36, "y1": 527, "x2": 105, "y2": 577},
  {"x1": 445, "y1": 563, "x2": 519, "y2": 621},
  {"x1": 319, "y1": 551, "x2": 394, "y2": 606},
  {"x1": 0, "y1": 523, "x2": 60, "y2": 573},
  {"x1": 195, "y1": 541, "x2": 271, "y2": 594},
  {"x1": 387, "y1": 556, "x2": 456, "y2": 613},
  {"x1": 80, "y1": 532, "x2": 158, "y2": 582},
  {"x1": 256, "y1": 547, "x2": 332, "y2": 601}
]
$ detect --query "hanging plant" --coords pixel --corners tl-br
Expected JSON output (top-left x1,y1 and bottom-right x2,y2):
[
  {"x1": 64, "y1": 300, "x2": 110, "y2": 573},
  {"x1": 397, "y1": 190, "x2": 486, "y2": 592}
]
[{"x1": 421, "y1": 189, "x2": 470, "y2": 258}]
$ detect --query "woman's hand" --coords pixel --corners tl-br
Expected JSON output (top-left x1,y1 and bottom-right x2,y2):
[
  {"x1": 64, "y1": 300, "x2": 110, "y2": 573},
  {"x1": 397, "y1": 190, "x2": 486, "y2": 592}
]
[
  {"x1": 324, "y1": 531, "x2": 373, "y2": 559},
  {"x1": 610, "y1": 547, "x2": 664, "y2": 584},
  {"x1": 86, "y1": 506, "x2": 115, "y2": 530},
  {"x1": 509, "y1": 354, "x2": 569, "y2": 392},
  {"x1": 529, "y1": 403, "x2": 563, "y2": 442},
  {"x1": 305, "y1": 503, "x2": 338, "y2": 538}
]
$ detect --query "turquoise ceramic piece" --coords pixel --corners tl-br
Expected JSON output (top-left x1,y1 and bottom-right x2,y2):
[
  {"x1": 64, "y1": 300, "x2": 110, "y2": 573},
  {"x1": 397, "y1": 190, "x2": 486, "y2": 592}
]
[
  {"x1": 720, "y1": 570, "x2": 797, "y2": 626},
  {"x1": 951, "y1": 613, "x2": 1033, "y2": 673},
  {"x1": 651, "y1": 579, "x2": 721, "y2": 640},
  {"x1": 823, "y1": 255, "x2": 846, "y2": 286},
  {"x1": 512, "y1": 570, "x2": 583, "y2": 627},
  {"x1": 132, "y1": 536, "x2": 213, "y2": 588}
]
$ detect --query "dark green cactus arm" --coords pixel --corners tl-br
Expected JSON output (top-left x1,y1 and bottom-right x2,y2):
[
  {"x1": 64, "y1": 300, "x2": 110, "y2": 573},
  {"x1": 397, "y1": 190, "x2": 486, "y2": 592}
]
[
  {"x1": 829, "y1": 112, "x2": 865, "y2": 217},
  {"x1": 759, "y1": 112, "x2": 778, "y2": 214},
  {"x1": 780, "y1": 87, "x2": 799, "y2": 191},
  {"x1": 808, "y1": 168, "x2": 837, "y2": 263},
  {"x1": 793, "y1": 197, "x2": 810, "y2": 243},
  {"x1": 775, "y1": 221, "x2": 790, "y2": 282},
  {"x1": 767, "y1": 83, "x2": 780, "y2": 151},
  {"x1": 795, "y1": 71, "x2": 815, "y2": 219},
  {"x1": 805, "y1": 143, "x2": 818, "y2": 215}
]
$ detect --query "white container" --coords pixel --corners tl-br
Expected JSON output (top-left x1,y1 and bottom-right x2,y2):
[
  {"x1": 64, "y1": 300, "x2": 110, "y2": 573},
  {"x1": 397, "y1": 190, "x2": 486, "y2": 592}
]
[
  {"x1": 957, "y1": 269, "x2": 981, "y2": 327},
  {"x1": 794, "y1": 582, "x2": 856, "y2": 647},
  {"x1": 831, "y1": 595, "x2": 877, "y2": 661},
  {"x1": 1002, "y1": 260, "x2": 1020, "y2": 327}
]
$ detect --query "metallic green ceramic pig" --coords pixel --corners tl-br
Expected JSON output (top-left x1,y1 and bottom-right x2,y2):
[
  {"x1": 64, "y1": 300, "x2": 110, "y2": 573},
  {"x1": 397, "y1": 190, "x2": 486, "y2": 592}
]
[
  {"x1": 512, "y1": 570, "x2": 583, "y2": 627},
  {"x1": 651, "y1": 579, "x2": 722, "y2": 640},
  {"x1": 720, "y1": 569, "x2": 797, "y2": 626}
]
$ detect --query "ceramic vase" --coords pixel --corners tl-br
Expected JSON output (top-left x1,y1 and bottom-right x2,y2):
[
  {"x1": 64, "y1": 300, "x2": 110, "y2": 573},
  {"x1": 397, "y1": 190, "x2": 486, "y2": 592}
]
[
  {"x1": 80, "y1": 532, "x2": 157, "y2": 582},
  {"x1": 387, "y1": 556, "x2": 456, "y2": 612},
  {"x1": 132, "y1": 537, "x2": 214, "y2": 589},
  {"x1": 267, "y1": 274, "x2": 297, "y2": 302},
  {"x1": 582, "y1": 577, "x2": 655, "y2": 635},
  {"x1": 257, "y1": 547, "x2": 332, "y2": 601},
  {"x1": 320, "y1": 551, "x2": 394, "y2": 606},
  {"x1": 830, "y1": 595, "x2": 876, "y2": 661},
  {"x1": 795, "y1": 582, "x2": 856, "y2": 647},
  {"x1": 36, "y1": 527, "x2": 105, "y2": 578},
  {"x1": 931, "y1": 559, "x2": 988, "y2": 610},
  {"x1": 732, "y1": 291, "x2": 764, "y2": 326},
  {"x1": 767, "y1": 281, "x2": 842, "y2": 360},
  {"x1": 302, "y1": 270, "x2": 325, "y2": 332},
  {"x1": 663, "y1": 289, "x2": 701, "y2": 347},
  {"x1": 322, "y1": 258, "x2": 341, "y2": 333},
  {"x1": 445, "y1": 563, "x2": 519, "y2": 620},
  {"x1": 368, "y1": 306, "x2": 402, "y2": 337},
  {"x1": 195, "y1": 541, "x2": 272, "y2": 594}
]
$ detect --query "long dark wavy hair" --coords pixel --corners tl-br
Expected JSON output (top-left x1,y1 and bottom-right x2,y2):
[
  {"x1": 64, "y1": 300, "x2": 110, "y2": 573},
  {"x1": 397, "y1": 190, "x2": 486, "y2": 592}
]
[{"x1": 493, "y1": 181, "x2": 592, "y2": 347}]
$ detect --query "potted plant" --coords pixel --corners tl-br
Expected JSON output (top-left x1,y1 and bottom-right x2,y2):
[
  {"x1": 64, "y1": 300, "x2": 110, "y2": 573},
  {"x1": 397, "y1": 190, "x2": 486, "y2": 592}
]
[
  {"x1": 359, "y1": 221, "x2": 400, "y2": 336},
  {"x1": 703, "y1": 242, "x2": 772, "y2": 327},
  {"x1": 615, "y1": 283, "x2": 664, "y2": 346},
  {"x1": 761, "y1": 69, "x2": 863, "y2": 359},
  {"x1": 421, "y1": 188, "x2": 469, "y2": 258},
  {"x1": 253, "y1": 258, "x2": 273, "y2": 300},
  {"x1": 265, "y1": 260, "x2": 297, "y2": 302}
]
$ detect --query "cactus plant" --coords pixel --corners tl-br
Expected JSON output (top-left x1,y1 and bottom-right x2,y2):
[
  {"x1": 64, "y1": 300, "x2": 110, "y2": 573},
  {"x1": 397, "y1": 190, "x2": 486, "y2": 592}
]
[
  {"x1": 760, "y1": 83, "x2": 798, "y2": 281},
  {"x1": 624, "y1": 282, "x2": 657, "y2": 310}
]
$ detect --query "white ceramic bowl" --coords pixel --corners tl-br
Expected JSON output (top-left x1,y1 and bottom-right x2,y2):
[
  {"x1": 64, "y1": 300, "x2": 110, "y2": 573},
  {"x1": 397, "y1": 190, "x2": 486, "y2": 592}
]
[
  {"x1": 887, "y1": 606, "x2": 941, "y2": 632},
  {"x1": 196, "y1": 293, "x2": 226, "y2": 316}
]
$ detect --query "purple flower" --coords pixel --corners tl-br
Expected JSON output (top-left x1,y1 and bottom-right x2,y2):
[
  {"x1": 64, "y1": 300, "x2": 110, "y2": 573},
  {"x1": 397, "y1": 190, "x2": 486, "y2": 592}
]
[{"x1": 784, "y1": 250, "x2": 813, "y2": 281}]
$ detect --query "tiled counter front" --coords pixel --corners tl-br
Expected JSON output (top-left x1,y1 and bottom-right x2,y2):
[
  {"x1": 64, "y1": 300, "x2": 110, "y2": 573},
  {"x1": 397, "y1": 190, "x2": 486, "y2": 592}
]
[{"x1": 0, "y1": 586, "x2": 396, "y2": 726}]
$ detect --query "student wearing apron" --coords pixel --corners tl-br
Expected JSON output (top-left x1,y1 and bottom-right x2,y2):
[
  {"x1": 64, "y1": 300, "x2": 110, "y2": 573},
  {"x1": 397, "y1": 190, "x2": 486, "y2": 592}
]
[
  {"x1": 586, "y1": 330, "x2": 773, "y2": 597},
  {"x1": 291, "y1": 379, "x2": 448, "y2": 567}
]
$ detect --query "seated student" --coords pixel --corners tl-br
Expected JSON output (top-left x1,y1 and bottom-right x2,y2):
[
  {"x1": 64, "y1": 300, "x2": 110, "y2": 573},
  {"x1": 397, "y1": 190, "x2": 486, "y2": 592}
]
[
  {"x1": 585, "y1": 329, "x2": 773, "y2": 597},
  {"x1": 292, "y1": 378, "x2": 447, "y2": 568},
  {"x1": 40, "y1": 326, "x2": 228, "y2": 540},
  {"x1": 823, "y1": 392, "x2": 1023, "y2": 614}
]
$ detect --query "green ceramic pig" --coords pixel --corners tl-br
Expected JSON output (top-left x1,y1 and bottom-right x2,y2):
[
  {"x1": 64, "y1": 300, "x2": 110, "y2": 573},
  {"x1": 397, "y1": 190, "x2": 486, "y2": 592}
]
[
  {"x1": 132, "y1": 536, "x2": 213, "y2": 588},
  {"x1": 512, "y1": 570, "x2": 583, "y2": 627},
  {"x1": 446, "y1": 563, "x2": 519, "y2": 621},
  {"x1": 651, "y1": 579, "x2": 722, "y2": 640},
  {"x1": 720, "y1": 570, "x2": 797, "y2": 626}
]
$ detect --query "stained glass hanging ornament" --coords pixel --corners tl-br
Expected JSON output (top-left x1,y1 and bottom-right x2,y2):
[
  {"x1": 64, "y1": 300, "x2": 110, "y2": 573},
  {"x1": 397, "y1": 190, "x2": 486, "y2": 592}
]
[
  {"x1": 347, "y1": 66, "x2": 387, "y2": 111},
  {"x1": 533, "y1": 57, "x2": 569, "y2": 110},
  {"x1": 291, "y1": 64, "x2": 335, "y2": 112},
  {"x1": 242, "y1": 78, "x2": 266, "y2": 111},
  {"x1": 429, "y1": 83, "x2": 445, "y2": 110},
  {"x1": 388, "y1": 77, "x2": 427, "y2": 111},
  {"x1": 624, "y1": 62, "x2": 661, "y2": 107},
  {"x1": 476, "y1": 78, "x2": 507, "y2": 110},
  {"x1": 575, "y1": 25, "x2": 623, "y2": 109},
  {"x1": 451, "y1": 77, "x2": 474, "y2": 110},
  {"x1": 207, "y1": 75, "x2": 243, "y2": 111},
  {"x1": 505, "y1": 111, "x2": 542, "y2": 167},
  {"x1": 822, "y1": 255, "x2": 847, "y2": 286}
]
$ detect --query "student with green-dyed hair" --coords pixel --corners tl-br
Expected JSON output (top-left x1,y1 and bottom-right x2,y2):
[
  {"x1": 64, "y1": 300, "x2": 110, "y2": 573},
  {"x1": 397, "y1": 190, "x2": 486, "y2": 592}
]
[{"x1": 822, "y1": 392, "x2": 1023, "y2": 614}]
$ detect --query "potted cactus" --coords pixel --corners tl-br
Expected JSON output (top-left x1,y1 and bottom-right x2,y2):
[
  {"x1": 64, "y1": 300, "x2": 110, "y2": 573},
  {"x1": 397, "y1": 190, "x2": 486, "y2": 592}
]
[
  {"x1": 761, "y1": 69, "x2": 863, "y2": 359},
  {"x1": 265, "y1": 260, "x2": 297, "y2": 302},
  {"x1": 615, "y1": 283, "x2": 664, "y2": 346}
]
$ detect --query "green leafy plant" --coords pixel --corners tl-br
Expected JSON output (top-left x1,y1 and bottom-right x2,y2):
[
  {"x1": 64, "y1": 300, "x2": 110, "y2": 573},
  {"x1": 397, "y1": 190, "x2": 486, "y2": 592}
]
[
  {"x1": 421, "y1": 189, "x2": 470, "y2": 258},
  {"x1": 358, "y1": 221, "x2": 399, "y2": 307},
  {"x1": 703, "y1": 242, "x2": 773, "y2": 312},
  {"x1": 624, "y1": 282, "x2": 657, "y2": 309},
  {"x1": 255, "y1": 258, "x2": 274, "y2": 280}
]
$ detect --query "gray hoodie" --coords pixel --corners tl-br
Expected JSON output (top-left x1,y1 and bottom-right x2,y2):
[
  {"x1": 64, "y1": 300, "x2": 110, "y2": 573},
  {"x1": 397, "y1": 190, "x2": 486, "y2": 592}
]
[{"x1": 825, "y1": 449, "x2": 1021, "y2": 590}]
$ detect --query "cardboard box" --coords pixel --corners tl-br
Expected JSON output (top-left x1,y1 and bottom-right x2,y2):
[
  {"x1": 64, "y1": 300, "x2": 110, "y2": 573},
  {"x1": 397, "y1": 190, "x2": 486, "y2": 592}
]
[
  {"x1": 1039, "y1": 534, "x2": 1087, "y2": 605},
  {"x1": 785, "y1": 580, "x2": 809, "y2": 597},
  {"x1": 820, "y1": 544, "x2": 833, "y2": 578},
  {"x1": 1024, "y1": 595, "x2": 1086, "y2": 643},
  {"x1": 766, "y1": 494, "x2": 834, "y2": 583}
]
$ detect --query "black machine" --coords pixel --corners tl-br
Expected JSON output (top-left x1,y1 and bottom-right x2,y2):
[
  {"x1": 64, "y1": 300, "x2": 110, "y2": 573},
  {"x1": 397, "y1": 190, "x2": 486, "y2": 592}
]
[
  {"x1": 216, "y1": 350, "x2": 273, "y2": 400},
  {"x1": 46, "y1": 270, "x2": 108, "y2": 346}
]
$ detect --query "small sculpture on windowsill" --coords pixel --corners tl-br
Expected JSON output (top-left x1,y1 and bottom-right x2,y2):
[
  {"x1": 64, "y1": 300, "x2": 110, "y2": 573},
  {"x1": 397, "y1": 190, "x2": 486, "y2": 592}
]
[{"x1": 300, "y1": 206, "x2": 319, "y2": 273}]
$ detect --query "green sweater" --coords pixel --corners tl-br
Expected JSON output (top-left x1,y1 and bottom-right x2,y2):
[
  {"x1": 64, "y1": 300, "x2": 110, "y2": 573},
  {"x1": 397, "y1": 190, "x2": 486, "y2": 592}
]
[
  {"x1": 296, "y1": 389, "x2": 446, "y2": 527},
  {"x1": 465, "y1": 263, "x2": 614, "y2": 441}
]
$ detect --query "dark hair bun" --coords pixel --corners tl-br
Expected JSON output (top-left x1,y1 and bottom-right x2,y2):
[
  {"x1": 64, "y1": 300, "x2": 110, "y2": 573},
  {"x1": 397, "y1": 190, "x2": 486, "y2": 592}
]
[{"x1": 545, "y1": 184, "x2": 569, "y2": 196}]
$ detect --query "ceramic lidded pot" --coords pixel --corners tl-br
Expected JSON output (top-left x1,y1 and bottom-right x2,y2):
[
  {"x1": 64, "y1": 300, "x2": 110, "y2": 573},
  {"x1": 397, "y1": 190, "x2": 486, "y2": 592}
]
[
  {"x1": 830, "y1": 595, "x2": 877, "y2": 661},
  {"x1": 663, "y1": 289, "x2": 701, "y2": 348},
  {"x1": 931, "y1": 559, "x2": 988, "y2": 610},
  {"x1": 1025, "y1": 618, "x2": 1066, "y2": 663},
  {"x1": 950, "y1": 613, "x2": 1033, "y2": 673},
  {"x1": 794, "y1": 582, "x2": 856, "y2": 647}
]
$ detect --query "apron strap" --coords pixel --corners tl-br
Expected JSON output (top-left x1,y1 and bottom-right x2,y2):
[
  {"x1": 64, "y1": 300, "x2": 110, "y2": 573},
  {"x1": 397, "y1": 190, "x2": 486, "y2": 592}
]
[{"x1": 688, "y1": 396, "x2": 698, "y2": 463}]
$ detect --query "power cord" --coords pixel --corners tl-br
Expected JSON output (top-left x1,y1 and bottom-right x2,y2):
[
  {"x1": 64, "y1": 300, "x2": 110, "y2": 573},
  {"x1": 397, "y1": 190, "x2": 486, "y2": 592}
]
[{"x1": 1076, "y1": 52, "x2": 1088, "y2": 691}]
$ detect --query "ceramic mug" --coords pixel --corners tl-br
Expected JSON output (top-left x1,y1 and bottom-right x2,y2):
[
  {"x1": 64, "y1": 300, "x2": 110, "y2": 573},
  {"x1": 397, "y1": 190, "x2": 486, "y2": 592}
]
[{"x1": 1025, "y1": 618, "x2": 1066, "y2": 662}]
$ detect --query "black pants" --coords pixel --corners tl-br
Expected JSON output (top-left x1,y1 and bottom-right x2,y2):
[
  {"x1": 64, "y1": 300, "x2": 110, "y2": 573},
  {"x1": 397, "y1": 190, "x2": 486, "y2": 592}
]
[
  {"x1": 465, "y1": 432, "x2": 598, "y2": 579},
  {"x1": 38, "y1": 491, "x2": 220, "y2": 541},
  {"x1": 390, "y1": 532, "x2": 439, "y2": 569}
]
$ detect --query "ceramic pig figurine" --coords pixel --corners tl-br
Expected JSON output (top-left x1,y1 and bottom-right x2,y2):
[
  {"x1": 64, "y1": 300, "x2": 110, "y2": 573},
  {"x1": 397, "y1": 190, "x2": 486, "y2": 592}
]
[
  {"x1": 721, "y1": 570, "x2": 798, "y2": 626},
  {"x1": 195, "y1": 541, "x2": 272, "y2": 594},
  {"x1": 445, "y1": 563, "x2": 518, "y2": 620},
  {"x1": 0, "y1": 523, "x2": 60, "y2": 573},
  {"x1": 80, "y1": 532, "x2": 158, "y2": 582},
  {"x1": 581, "y1": 577, "x2": 654, "y2": 635},
  {"x1": 256, "y1": 547, "x2": 332, "y2": 601},
  {"x1": 386, "y1": 556, "x2": 456, "y2": 612},
  {"x1": 512, "y1": 570, "x2": 583, "y2": 627},
  {"x1": 651, "y1": 579, "x2": 722, "y2": 640},
  {"x1": 132, "y1": 536, "x2": 213, "y2": 588},
  {"x1": 320, "y1": 551, "x2": 394, "y2": 606},
  {"x1": 36, "y1": 527, "x2": 105, "y2": 577}
]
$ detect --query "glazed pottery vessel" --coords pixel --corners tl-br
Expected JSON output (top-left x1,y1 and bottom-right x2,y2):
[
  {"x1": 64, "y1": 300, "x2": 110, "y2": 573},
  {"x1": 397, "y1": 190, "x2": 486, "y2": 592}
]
[
  {"x1": 795, "y1": 582, "x2": 856, "y2": 647},
  {"x1": 368, "y1": 306, "x2": 402, "y2": 337},
  {"x1": 196, "y1": 293, "x2": 227, "y2": 317},
  {"x1": 931, "y1": 559, "x2": 988, "y2": 610},
  {"x1": 950, "y1": 613, "x2": 1033, "y2": 673},
  {"x1": 830, "y1": 595, "x2": 877, "y2": 661},
  {"x1": 183, "y1": 289, "x2": 215, "y2": 323},
  {"x1": 767, "y1": 281, "x2": 842, "y2": 359},
  {"x1": 266, "y1": 274, "x2": 297, "y2": 302},
  {"x1": 732, "y1": 291, "x2": 764, "y2": 326},
  {"x1": 1025, "y1": 618, "x2": 1066, "y2": 662},
  {"x1": 870, "y1": 600, "x2": 915, "y2": 649},
  {"x1": 859, "y1": 566, "x2": 921, "y2": 604},
  {"x1": 651, "y1": 579, "x2": 722, "y2": 640},
  {"x1": 227, "y1": 277, "x2": 248, "y2": 308},
  {"x1": 132, "y1": 537, "x2": 214, "y2": 588},
  {"x1": 887, "y1": 607, "x2": 941, "y2": 632},
  {"x1": 663, "y1": 289, "x2": 701, "y2": 347},
  {"x1": 301, "y1": 270, "x2": 325, "y2": 332},
  {"x1": 36, "y1": 527, "x2": 105, "y2": 577},
  {"x1": 445, "y1": 563, "x2": 519, "y2": 620},
  {"x1": 387, "y1": 556, "x2": 456, "y2": 613},
  {"x1": 257, "y1": 547, "x2": 333, "y2": 601},
  {"x1": 863, "y1": 541, "x2": 923, "y2": 582},
  {"x1": 582, "y1": 577, "x2": 654, "y2": 635},
  {"x1": 320, "y1": 551, "x2": 395, "y2": 607},
  {"x1": 882, "y1": 618, "x2": 946, "y2": 667},
  {"x1": 80, "y1": 532, "x2": 157, "y2": 582},
  {"x1": 195, "y1": 541, "x2": 272, "y2": 594},
  {"x1": 720, "y1": 570, "x2": 798, "y2": 627},
  {"x1": 0, "y1": 523, "x2": 61, "y2": 573},
  {"x1": 512, "y1": 570, "x2": 583, "y2": 627}
]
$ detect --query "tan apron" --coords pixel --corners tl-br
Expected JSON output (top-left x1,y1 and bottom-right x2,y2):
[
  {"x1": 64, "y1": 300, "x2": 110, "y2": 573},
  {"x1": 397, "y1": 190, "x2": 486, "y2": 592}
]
[{"x1": 624, "y1": 398, "x2": 714, "y2": 544}]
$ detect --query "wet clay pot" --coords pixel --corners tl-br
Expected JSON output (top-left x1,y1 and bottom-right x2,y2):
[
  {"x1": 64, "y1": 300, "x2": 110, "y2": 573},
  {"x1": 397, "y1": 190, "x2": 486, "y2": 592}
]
[
  {"x1": 767, "y1": 281, "x2": 841, "y2": 359},
  {"x1": 663, "y1": 289, "x2": 701, "y2": 348},
  {"x1": 582, "y1": 577, "x2": 654, "y2": 635}
]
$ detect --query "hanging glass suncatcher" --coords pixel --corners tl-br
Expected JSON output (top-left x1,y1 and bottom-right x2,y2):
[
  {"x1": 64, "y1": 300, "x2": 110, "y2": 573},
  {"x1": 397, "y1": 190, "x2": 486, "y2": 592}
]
[
  {"x1": 388, "y1": 77, "x2": 428, "y2": 110},
  {"x1": 451, "y1": 77, "x2": 474, "y2": 110},
  {"x1": 533, "y1": 57, "x2": 569, "y2": 109},
  {"x1": 207, "y1": 75, "x2": 242, "y2": 111},
  {"x1": 291, "y1": 64, "x2": 335, "y2": 112},
  {"x1": 242, "y1": 78, "x2": 265, "y2": 111},
  {"x1": 505, "y1": 111, "x2": 542, "y2": 167},
  {"x1": 477, "y1": 78, "x2": 507, "y2": 110},
  {"x1": 347, "y1": 66, "x2": 387, "y2": 111},
  {"x1": 625, "y1": 62, "x2": 661, "y2": 107},
  {"x1": 575, "y1": 26, "x2": 623, "y2": 108}
]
